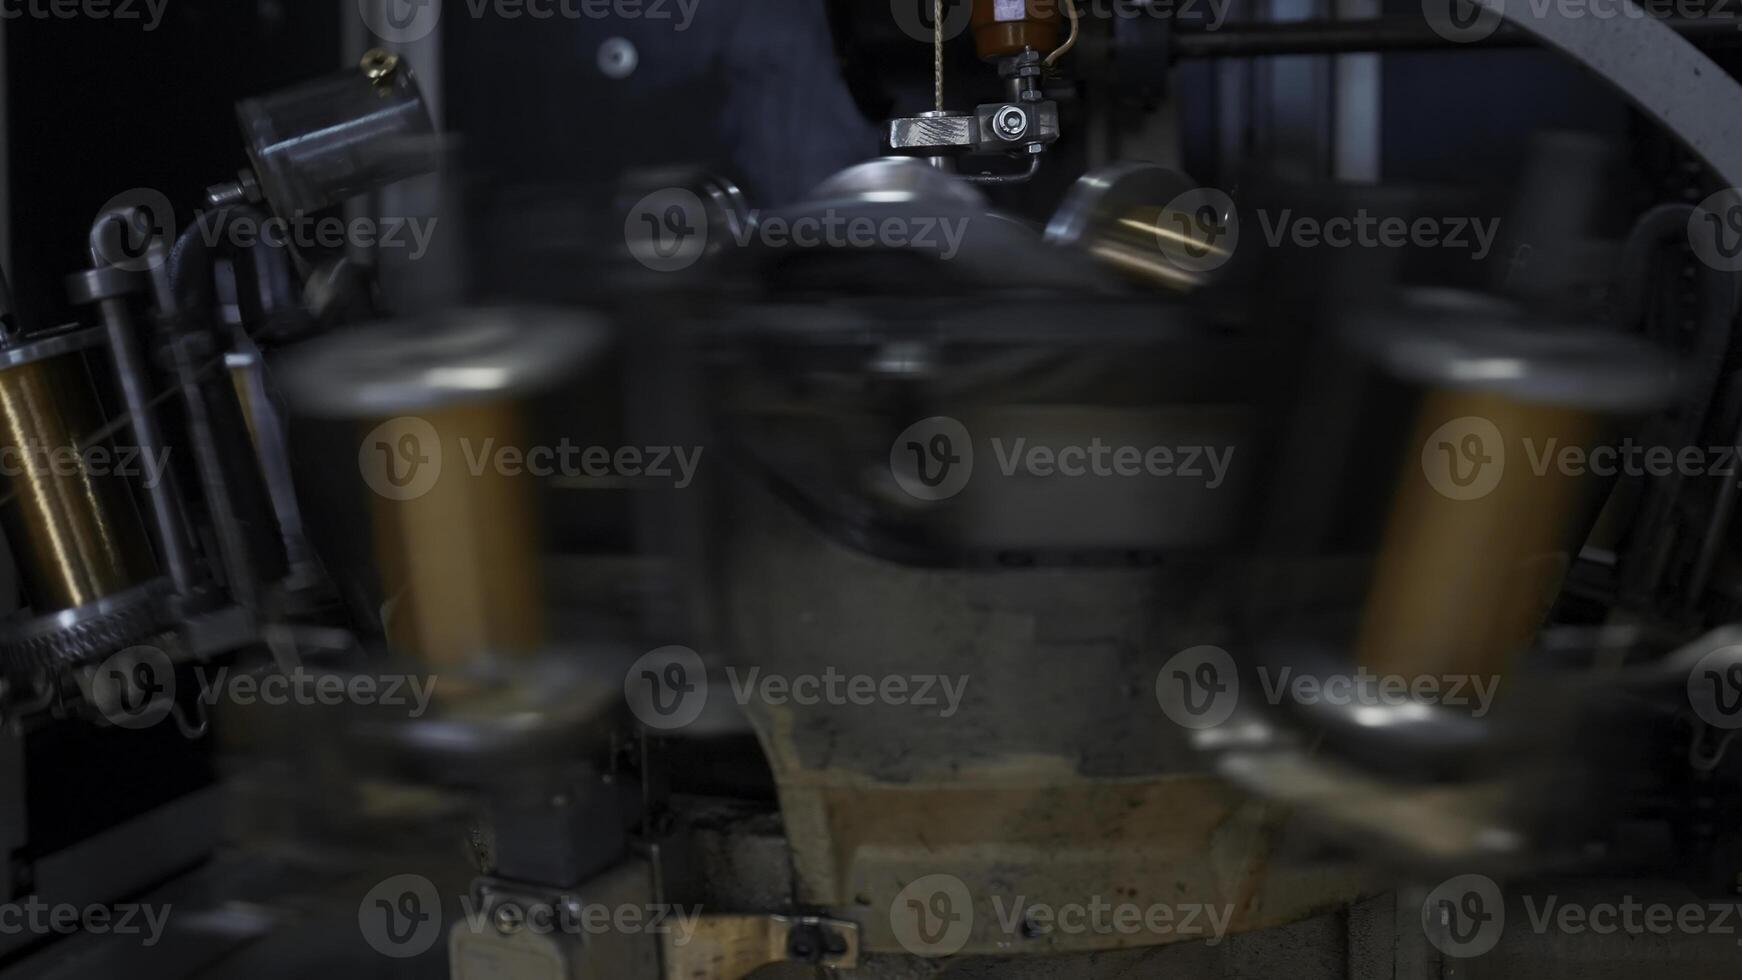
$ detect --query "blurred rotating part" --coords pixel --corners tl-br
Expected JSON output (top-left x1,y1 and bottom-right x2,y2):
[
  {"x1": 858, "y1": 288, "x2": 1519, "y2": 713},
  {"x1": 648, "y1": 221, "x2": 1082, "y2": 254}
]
[
  {"x1": 756, "y1": 157, "x2": 1097, "y2": 291},
  {"x1": 1047, "y1": 163, "x2": 1232, "y2": 292},
  {"x1": 1201, "y1": 290, "x2": 1679, "y2": 864},
  {"x1": 0, "y1": 328, "x2": 169, "y2": 671},
  {"x1": 1228, "y1": 291, "x2": 1673, "y2": 820},
  {"x1": 808, "y1": 155, "x2": 987, "y2": 207},
  {"x1": 280, "y1": 307, "x2": 622, "y2": 780},
  {"x1": 1348, "y1": 288, "x2": 1677, "y2": 692},
  {"x1": 618, "y1": 169, "x2": 753, "y2": 273},
  {"x1": 282, "y1": 307, "x2": 608, "y2": 678}
]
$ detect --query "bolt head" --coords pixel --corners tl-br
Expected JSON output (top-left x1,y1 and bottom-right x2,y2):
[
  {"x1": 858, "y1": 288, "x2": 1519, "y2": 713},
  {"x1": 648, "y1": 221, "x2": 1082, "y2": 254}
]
[{"x1": 361, "y1": 49, "x2": 401, "y2": 83}]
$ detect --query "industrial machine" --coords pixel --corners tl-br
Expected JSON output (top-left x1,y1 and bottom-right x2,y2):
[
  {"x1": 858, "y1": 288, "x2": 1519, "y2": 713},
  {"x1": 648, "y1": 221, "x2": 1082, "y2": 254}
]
[{"x1": 2, "y1": 0, "x2": 1742, "y2": 976}]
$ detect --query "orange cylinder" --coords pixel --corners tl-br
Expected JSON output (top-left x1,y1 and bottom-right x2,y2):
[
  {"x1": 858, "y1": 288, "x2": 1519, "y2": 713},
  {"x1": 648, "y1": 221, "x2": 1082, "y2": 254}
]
[{"x1": 971, "y1": 0, "x2": 1060, "y2": 61}]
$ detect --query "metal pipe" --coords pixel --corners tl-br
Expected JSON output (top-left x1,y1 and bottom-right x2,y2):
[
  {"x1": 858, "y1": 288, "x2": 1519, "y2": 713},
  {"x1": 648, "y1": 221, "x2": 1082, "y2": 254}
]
[
  {"x1": 94, "y1": 296, "x2": 198, "y2": 595},
  {"x1": 164, "y1": 330, "x2": 260, "y2": 611},
  {"x1": 1170, "y1": 16, "x2": 1742, "y2": 58},
  {"x1": 961, "y1": 153, "x2": 1044, "y2": 185}
]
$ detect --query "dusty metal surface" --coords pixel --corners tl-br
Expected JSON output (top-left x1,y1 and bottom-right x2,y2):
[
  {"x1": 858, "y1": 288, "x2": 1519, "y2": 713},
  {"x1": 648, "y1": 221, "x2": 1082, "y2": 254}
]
[{"x1": 720, "y1": 479, "x2": 1378, "y2": 955}]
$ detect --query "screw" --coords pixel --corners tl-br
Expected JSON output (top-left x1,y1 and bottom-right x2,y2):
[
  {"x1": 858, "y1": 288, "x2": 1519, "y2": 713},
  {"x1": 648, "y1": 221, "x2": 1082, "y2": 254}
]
[
  {"x1": 787, "y1": 924, "x2": 828, "y2": 962},
  {"x1": 493, "y1": 902, "x2": 525, "y2": 935},
  {"x1": 993, "y1": 106, "x2": 1029, "y2": 141},
  {"x1": 361, "y1": 49, "x2": 401, "y2": 84}
]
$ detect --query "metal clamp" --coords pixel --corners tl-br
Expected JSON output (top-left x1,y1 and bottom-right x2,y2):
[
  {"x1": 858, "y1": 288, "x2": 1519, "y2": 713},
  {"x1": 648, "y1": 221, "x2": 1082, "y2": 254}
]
[{"x1": 664, "y1": 914, "x2": 859, "y2": 980}]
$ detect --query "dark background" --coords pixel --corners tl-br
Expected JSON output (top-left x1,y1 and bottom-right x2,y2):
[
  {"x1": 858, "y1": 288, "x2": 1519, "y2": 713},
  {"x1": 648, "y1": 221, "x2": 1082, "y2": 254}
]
[
  {"x1": 4, "y1": 0, "x2": 1701, "y2": 328},
  {"x1": 4, "y1": 1, "x2": 339, "y2": 328}
]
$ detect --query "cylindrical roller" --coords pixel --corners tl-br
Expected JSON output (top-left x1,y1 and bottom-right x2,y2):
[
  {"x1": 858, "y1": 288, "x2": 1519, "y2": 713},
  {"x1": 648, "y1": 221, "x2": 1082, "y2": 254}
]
[
  {"x1": 1356, "y1": 389, "x2": 1599, "y2": 682},
  {"x1": 1349, "y1": 293, "x2": 1674, "y2": 684},
  {"x1": 281, "y1": 308, "x2": 606, "y2": 673},
  {"x1": 1241, "y1": 289, "x2": 1677, "y2": 781},
  {"x1": 971, "y1": 0, "x2": 1060, "y2": 60},
  {"x1": 367, "y1": 402, "x2": 547, "y2": 670},
  {"x1": 236, "y1": 49, "x2": 436, "y2": 218},
  {"x1": 0, "y1": 329, "x2": 159, "y2": 612},
  {"x1": 1047, "y1": 164, "x2": 1231, "y2": 292}
]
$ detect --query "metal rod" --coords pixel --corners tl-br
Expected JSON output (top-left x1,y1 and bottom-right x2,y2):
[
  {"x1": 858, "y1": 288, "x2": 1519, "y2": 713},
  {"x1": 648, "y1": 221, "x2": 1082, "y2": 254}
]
[
  {"x1": 935, "y1": 0, "x2": 945, "y2": 110},
  {"x1": 95, "y1": 296, "x2": 199, "y2": 596},
  {"x1": 165, "y1": 331, "x2": 259, "y2": 611}
]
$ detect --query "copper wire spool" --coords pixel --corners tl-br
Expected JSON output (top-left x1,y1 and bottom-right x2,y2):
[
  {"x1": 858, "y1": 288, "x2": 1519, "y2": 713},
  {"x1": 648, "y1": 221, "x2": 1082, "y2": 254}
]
[
  {"x1": 0, "y1": 329, "x2": 158, "y2": 613},
  {"x1": 283, "y1": 308, "x2": 606, "y2": 675},
  {"x1": 1349, "y1": 293, "x2": 1674, "y2": 684}
]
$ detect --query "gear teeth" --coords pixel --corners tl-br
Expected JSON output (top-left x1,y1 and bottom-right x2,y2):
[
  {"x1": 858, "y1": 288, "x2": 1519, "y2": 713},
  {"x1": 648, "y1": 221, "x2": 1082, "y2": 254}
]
[{"x1": 0, "y1": 584, "x2": 170, "y2": 672}]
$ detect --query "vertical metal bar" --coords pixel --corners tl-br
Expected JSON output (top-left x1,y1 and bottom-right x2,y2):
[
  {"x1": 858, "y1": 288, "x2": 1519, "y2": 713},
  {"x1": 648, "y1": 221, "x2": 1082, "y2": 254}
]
[
  {"x1": 935, "y1": 0, "x2": 945, "y2": 111},
  {"x1": 164, "y1": 332, "x2": 258, "y2": 610},
  {"x1": 95, "y1": 297, "x2": 199, "y2": 596},
  {"x1": 1333, "y1": 0, "x2": 1381, "y2": 182}
]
